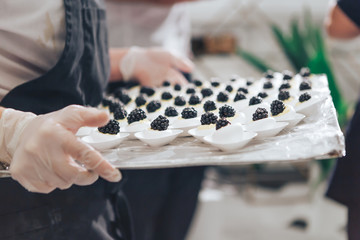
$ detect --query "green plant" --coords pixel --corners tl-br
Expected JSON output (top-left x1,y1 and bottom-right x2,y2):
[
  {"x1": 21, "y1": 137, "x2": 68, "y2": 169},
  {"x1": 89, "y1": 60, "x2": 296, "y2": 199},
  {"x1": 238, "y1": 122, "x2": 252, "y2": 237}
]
[{"x1": 237, "y1": 9, "x2": 348, "y2": 182}]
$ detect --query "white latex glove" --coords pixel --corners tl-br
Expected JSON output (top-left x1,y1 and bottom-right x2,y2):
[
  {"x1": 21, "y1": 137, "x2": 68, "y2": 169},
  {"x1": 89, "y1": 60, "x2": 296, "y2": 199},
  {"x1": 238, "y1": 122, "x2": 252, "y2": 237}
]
[
  {"x1": 0, "y1": 105, "x2": 121, "y2": 193},
  {"x1": 120, "y1": 47, "x2": 194, "y2": 87}
]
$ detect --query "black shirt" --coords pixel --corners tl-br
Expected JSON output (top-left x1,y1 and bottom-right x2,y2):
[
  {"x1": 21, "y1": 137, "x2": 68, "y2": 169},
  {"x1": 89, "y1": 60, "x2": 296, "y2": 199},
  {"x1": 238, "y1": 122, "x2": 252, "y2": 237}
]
[{"x1": 338, "y1": 0, "x2": 360, "y2": 27}]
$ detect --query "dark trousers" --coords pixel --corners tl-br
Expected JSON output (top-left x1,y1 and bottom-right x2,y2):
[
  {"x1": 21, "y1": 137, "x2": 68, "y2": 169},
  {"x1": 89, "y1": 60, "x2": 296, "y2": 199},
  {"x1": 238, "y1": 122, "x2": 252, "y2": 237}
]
[
  {"x1": 0, "y1": 179, "x2": 132, "y2": 240},
  {"x1": 123, "y1": 167, "x2": 205, "y2": 240},
  {"x1": 327, "y1": 100, "x2": 360, "y2": 239},
  {"x1": 348, "y1": 204, "x2": 360, "y2": 240}
]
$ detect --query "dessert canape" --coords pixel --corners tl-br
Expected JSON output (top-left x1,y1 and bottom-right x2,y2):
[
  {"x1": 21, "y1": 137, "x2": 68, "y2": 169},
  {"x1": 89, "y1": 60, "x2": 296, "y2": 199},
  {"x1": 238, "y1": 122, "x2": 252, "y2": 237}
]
[
  {"x1": 295, "y1": 92, "x2": 327, "y2": 116},
  {"x1": 244, "y1": 108, "x2": 288, "y2": 140},
  {"x1": 204, "y1": 120, "x2": 256, "y2": 152},
  {"x1": 135, "y1": 115, "x2": 183, "y2": 147},
  {"x1": 82, "y1": 119, "x2": 129, "y2": 150},
  {"x1": 121, "y1": 109, "x2": 150, "y2": 138},
  {"x1": 170, "y1": 107, "x2": 201, "y2": 136},
  {"x1": 189, "y1": 112, "x2": 218, "y2": 142},
  {"x1": 269, "y1": 99, "x2": 302, "y2": 127}
]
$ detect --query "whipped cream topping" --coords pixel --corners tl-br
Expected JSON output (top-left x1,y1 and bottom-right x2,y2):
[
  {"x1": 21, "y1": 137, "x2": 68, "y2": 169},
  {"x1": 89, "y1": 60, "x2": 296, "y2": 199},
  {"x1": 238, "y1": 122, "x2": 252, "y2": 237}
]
[
  {"x1": 172, "y1": 117, "x2": 200, "y2": 128},
  {"x1": 89, "y1": 130, "x2": 120, "y2": 142},
  {"x1": 122, "y1": 120, "x2": 150, "y2": 132},
  {"x1": 272, "y1": 105, "x2": 295, "y2": 119}
]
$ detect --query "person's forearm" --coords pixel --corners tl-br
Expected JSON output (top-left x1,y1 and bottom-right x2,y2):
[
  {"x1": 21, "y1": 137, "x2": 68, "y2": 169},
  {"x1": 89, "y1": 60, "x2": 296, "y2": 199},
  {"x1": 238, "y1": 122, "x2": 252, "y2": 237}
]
[
  {"x1": 325, "y1": 5, "x2": 360, "y2": 39},
  {"x1": 109, "y1": 48, "x2": 129, "y2": 82},
  {"x1": 0, "y1": 107, "x2": 4, "y2": 119}
]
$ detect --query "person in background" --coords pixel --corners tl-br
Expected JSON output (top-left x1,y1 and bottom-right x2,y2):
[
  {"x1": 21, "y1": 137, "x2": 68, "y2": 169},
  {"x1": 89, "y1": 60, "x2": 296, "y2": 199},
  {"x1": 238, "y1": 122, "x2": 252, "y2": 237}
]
[
  {"x1": 106, "y1": 0, "x2": 192, "y2": 58},
  {"x1": 325, "y1": 0, "x2": 360, "y2": 239},
  {"x1": 0, "y1": 0, "x2": 192, "y2": 239},
  {"x1": 107, "y1": 1, "x2": 205, "y2": 240}
]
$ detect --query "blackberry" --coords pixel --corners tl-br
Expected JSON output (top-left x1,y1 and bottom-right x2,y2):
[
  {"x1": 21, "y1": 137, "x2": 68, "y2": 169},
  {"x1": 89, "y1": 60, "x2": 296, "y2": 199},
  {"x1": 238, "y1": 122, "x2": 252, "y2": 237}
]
[
  {"x1": 98, "y1": 119, "x2": 120, "y2": 135},
  {"x1": 278, "y1": 91, "x2": 290, "y2": 101},
  {"x1": 225, "y1": 85, "x2": 233, "y2": 93},
  {"x1": 300, "y1": 67, "x2": 311, "y2": 77},
  {"x1": 249, "y1": 96, "x2": 262, "y2": 106},
  {"x1": 230, "y1": 78, "x2": 237, "y2": 82},
  {"x1": 113, "y1": 88, "x2": 126, "y2": 99},
  {"x1": 299, "y1": 81, "x2": 311, "y2": 91},
  {"x1": 246, "y1": 80, "x2": 254, "y2": 86},
  {"x1": 174, "y1": 96, "x2": 186, "y2": 106},
  {"x1": 162, "y1": 81, "x2": 171, "y2": 87},
  {"x1": 140, "y1": 86, "x2": 155, "y2": 97},
  {"x1": 150, "y1": 115, "x2": 169, "y2": 131},
  {"x1": 282, "y1": 70, "x2": 293, "y2": 80},
  {"x1": 164, "y1": 106, "x2": 178, "y2": 117},
  {"x1": 252, "y1": 108, "x2": 268, "y2": 121},
  {"x1": 219, "y1": 105, "x2": 236, "y2": 118},
  {"x1": 264, "y1": 70, "x2": 274, "y2": 79},
  {"x1": 270, "y1": 100, "x2": 285, "y2": 116},
  {"x1": 135, "y1": 95, "x2": 147, "y2": 107},
  {"x1": 211, "y1": 81, "x2": 220, "y2": 87},
  {"x1": 125, "y1": 80, "x2": 140, "y2": 89},
  {"x1": 120, "y1": 94, "x2": 132, "y2": 105},
  {"x1": 258, "y1": 92, "x2": 268, "y2": 99},
  {"x1": 161, "y1": 91, "x2": 173, "y2": 100},
  {"x1": 193, "y1": 80, "x2": 203, "y2": 87},
  {"x1": 216, "y1": 118, "x2": 231, "y2": 130},
  {"x1": 263, "y1": 81, "x2": 273, "y2": 89},
  {"x1": 200, "y1": 112, "x2": 218, "y2": 125},
  {"x1": 114, "y1": 108, "x2": 127, "y2": 120},
  {"x1": 238, "y1": 87, "x2": 248, "y2": 94},
  {"x1": 201, "y1": 88, "x2": 213, "y2": 98},
  {"x1": 299, "y1": 92, "x2": 311, "y2": 102},
  {"x1": 102, "y1": 97, "x2": 112, "y2": 107},
  {"x1": 114, "y1": 89, "x2": 131, "y2": 105},
  {"x1": 186, "y1": 88, "x2": 196, "y2": 94},
  {"x1": 234, "y1": 92, "x2": 246, "y2": 102},
  {"x1": 203, "y1": 100, "x2": 217, "y2": 112},
  {"x1": 279, "y1": 82, "x2": 291, "y2": 91},
  {"x1": 127, "y1": 109, "x2": 147, "y2": 124},
  {"x1": 189, "y1": 94, "x2": 201, "y2": 105},
  {"x1": 217, "y1": 91, "x2": 229, "y2": 102},
  {"x1": 109, "y1": 101, "x2": 123, "y2": 113},
  {"x1": 146, "y1": 100, "x2": 161, "y2": 113},
  {"x1": 174, "y1": 84, "x2": 181, "y2": 91},
  {"x1": 181, "y1": 107, "x2": 197, "y2": 119}
]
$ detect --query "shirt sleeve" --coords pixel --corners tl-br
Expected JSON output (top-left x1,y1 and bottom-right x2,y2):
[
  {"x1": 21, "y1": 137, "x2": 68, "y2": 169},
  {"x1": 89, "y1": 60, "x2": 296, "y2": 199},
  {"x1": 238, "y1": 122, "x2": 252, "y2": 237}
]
[{"x1": 338, "y1": 0, "x2": 360, "y2": 27}]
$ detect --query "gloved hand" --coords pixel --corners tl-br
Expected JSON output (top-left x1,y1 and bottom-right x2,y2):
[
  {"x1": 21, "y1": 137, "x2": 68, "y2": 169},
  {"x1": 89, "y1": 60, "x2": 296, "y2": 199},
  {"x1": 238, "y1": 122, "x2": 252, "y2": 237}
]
[
  {"x1": 0, "y1": 105, "x2": 122, "y2": 193},
  {"x1": 120, "y1": 47, "x2": 194, "y2": 87}
]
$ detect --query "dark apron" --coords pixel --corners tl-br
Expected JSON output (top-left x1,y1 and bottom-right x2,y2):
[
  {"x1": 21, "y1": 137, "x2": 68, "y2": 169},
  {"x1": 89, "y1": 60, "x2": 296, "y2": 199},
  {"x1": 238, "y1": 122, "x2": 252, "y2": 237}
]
[
  {"x1": 0, "y1": 0, "x2": 131, "y2": 239},
  {"x1": 327, "y1": 99, "x2": 360, "y2": 206},
  {"x1": 123, "y1": 167, "x2": 205, "y2": 240}
]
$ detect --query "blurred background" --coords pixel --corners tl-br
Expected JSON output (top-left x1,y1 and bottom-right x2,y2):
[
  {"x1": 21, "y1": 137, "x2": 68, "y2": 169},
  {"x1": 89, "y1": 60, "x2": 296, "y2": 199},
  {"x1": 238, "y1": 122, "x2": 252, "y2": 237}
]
[{"x1": 106, "y1": 0, "x2": 359, "y2": 239}]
